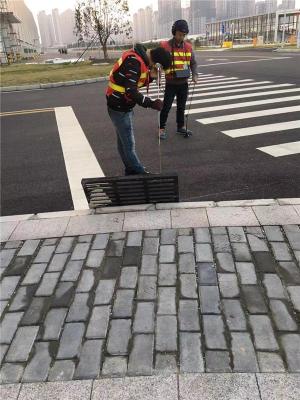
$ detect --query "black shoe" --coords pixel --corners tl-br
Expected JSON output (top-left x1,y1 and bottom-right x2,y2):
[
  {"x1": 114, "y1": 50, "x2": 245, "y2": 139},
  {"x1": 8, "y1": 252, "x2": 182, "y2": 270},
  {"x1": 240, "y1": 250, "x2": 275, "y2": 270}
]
[{"x1": 177, "y1": 127, "x2": 192, "y2": 137}]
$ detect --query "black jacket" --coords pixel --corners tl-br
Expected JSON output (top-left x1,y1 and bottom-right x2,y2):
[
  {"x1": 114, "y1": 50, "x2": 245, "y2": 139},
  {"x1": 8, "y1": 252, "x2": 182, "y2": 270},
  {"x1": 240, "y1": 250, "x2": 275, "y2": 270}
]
[{"x1": 106, "y1": 44, "x2": 154, "y2": 112}]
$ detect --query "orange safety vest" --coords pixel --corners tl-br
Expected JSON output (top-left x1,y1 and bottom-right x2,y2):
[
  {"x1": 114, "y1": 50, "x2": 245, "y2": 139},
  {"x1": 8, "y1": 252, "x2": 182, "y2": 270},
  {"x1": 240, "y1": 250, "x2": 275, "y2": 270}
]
[
  {"x1": 106, "y1": 50, "x2": 149, "y2": 96},
  {"x1": 160, "y1": 40, "x2": 192, "y2": 78}
]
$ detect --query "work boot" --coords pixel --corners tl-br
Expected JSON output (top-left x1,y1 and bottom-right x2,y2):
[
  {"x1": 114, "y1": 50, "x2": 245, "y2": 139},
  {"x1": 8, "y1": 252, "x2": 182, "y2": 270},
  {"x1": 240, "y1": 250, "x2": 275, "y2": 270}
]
[
  {"x1": 159, "y1": 128, "x2": 168, "y2": 140},
  {"x1": 177, "y1": 127, "x2": 192, "y2": 137}
]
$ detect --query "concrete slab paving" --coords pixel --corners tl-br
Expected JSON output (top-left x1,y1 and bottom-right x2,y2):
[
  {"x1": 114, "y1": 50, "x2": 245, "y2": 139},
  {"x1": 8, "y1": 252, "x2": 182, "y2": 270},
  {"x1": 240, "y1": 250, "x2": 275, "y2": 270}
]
[
  {"x1": 123, "y1": 210, "x2": 171, "y2": 231},
  {"x1": 171, "y1": 208, "x2": 209, "y2": 228},
  {"x1": 0, "y1": 221, "x2": 19, "y2": 242},
  {"x1": 65, "y1": 214, "x2": 124, "y2": 236},
  {"x1": 253, "y1": 205, "x2": 300, "y2": 225},
  {"x1": 0, "y1": 383, "x2": 21, "y2": 400},
  {"x1": 207, "y1": 207, "x2": 259, "y2": 226},
  {"x1": 257, "y1": 373, "x2": 300, "y2": 400},
  {"x1": 9, "y1": 218, "x2": 69, "y2": 241}
]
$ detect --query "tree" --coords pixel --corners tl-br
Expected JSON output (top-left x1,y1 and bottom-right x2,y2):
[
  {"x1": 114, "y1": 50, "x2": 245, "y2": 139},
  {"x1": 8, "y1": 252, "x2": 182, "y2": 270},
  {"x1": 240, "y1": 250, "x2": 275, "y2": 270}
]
[{"x1": 75, "y1": 0, "x2": 132, "y2": 61}]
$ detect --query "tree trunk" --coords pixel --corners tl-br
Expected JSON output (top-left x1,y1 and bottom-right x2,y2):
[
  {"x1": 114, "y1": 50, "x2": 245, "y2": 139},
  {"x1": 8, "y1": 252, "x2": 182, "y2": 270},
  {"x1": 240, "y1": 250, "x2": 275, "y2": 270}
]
[{"x1": 102, "y1": 44, "x2": 109, "y2": 61}]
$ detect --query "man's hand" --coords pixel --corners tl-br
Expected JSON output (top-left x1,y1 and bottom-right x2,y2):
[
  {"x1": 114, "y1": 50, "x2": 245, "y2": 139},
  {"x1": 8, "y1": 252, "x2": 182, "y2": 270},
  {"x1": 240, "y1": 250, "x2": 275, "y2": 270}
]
[
  {"x1": 150, "y1": 66, "x2": 158, "y2": 79},
  {"x1": 192, "y1": 76, "x2": 198, "y2": 84},
  {"x1": 151, "y1": 99, "x2": 163, "y2": 111}
]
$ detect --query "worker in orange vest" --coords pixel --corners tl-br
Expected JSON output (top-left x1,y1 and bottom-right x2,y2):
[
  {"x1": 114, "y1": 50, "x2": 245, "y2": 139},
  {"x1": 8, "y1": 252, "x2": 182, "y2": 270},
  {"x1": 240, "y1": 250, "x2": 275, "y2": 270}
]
[
  {"x1": 160, "y1": 20, "x2": 198, "y2": 139},
  {"x1": 106, "y1": 44, "x2": 171, "y2": 175}
]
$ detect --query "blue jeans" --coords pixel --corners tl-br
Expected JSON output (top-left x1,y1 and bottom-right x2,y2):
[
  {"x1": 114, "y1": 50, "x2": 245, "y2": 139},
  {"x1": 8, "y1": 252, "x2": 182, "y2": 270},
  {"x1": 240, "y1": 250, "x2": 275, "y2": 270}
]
[{"x1": 107, "y1": 107, "x2": 145, "y2": 175}]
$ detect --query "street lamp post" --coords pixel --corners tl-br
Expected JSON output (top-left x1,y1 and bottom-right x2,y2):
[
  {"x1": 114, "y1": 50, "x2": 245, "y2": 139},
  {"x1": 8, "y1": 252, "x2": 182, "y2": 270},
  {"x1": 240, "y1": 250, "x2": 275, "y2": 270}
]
[{"x1": 282, "y1": 10, "x2": 287, "y2": 47}]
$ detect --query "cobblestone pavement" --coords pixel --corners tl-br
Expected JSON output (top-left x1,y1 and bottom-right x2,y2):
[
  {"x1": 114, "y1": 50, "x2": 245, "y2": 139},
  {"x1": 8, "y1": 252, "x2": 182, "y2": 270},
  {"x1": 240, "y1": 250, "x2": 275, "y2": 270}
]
[{"x1": 0, "y1": 225, "x2": 300, "y2": 384}]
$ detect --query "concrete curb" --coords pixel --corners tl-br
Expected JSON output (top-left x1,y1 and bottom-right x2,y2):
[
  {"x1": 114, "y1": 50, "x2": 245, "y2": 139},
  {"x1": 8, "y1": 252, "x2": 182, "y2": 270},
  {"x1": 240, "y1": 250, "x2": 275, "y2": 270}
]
[{"x1": 0, "y1": 76, "x2": 109, "y2": 92}]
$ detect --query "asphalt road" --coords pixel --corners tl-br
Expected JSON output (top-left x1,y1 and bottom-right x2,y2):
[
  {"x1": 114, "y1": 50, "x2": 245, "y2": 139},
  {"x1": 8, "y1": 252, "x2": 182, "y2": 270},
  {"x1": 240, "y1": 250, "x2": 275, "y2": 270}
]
[{"x1": 1, "y1": 50, "x2": 300, "y2": 216}]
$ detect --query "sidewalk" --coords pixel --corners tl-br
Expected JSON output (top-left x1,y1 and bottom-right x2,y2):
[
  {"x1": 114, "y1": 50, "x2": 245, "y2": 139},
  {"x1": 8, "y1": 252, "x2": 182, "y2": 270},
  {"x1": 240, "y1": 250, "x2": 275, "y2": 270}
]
[{"x1": 1, "y1": 199, "x2": 300, "y2": 399}]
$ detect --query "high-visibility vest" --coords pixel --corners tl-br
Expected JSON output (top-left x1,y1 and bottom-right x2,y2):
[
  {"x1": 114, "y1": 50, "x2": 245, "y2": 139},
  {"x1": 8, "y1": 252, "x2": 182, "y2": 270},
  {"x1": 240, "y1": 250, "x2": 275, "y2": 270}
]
[
  {"x1": 160, "y1": 40, "x2": 192, "y2": 78},
  {"x1": 106, "y1": 50, "x2": 149, "y2": 96}
]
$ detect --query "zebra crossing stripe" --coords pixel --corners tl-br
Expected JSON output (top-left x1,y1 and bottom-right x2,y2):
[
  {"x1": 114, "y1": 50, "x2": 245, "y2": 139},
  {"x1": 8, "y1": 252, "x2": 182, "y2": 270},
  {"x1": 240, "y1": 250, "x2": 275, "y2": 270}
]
[
  {"x1": 189, "y1": 80, "x2": 270, "y2": 92},
  {"x1": 221, "y1": 120, "x2": 300, "y2": 138},
  {"x1": 257, "y1": 141, "x2": 300, "y2": 157},
  {"x1": 196, "y1": 105, "x2": 300, "y2": 124},
  {"x1": 188, "y1": 95, "x2": 300, "y2": 114}
]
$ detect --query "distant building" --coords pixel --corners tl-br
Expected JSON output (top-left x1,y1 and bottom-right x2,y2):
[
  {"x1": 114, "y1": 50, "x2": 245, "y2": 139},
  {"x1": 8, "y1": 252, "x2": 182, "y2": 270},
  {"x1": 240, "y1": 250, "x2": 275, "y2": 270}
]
[
  {"x1": 37, "y1": 11, "x2": 55, "y2": 48},
  {"x1": 144, "y1": 6, "x2": 153, "y2": 42},
  {"x1": 190, "y1": 0, "x2": 216, "y2": 35},
  {"x1": 153, "y1": 10, "x2": 158, "y2": 40},
  {"x1": 255, "y1": 0, "x2": 278, "y2": 15},
  {"x1": 158, "y1": 0, "x2": 181, "y2": 38},
  {"x1": 59, "y1": 9, "x2": 76, "y2": 46},
  {"x1": 226, "y1": 0, "x2": 256, "y2": 19},
  {"x1": 278, "y1": 0, "x2": 296, "y2": 10},
  {"x1": 52, "y1": 8, "x2": 63, "y2": 46}
]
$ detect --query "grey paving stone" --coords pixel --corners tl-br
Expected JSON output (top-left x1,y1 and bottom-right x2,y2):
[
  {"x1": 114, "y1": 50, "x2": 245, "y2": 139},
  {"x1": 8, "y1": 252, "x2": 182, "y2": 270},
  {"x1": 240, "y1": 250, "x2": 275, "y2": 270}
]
[
  {"x1": 242, "y1": 285, "x2": 268, "y2": 313},
  {"x1": 141, "y1": 255, "x2": 157, "y2": 275},
  {"x1": 86, "y1": 306, "x2": 110, "y2": 338},
  {"x1": 257, "y1": 352, "x2": 285, "y2": 372},
  {"x1": 113, "y1": 290, "x2": 134, "y2": 318},
  {"x1": 137, "y1": 276, "x2": 157, "y2": 300},
  {"x1": 0, "y1": 300, "x2": 7, "y2": 317},
  {"x1": 213, "y1": 234, "x2": 231, "y2": 253},
  {"x1": 75, "y1": 339, "x2": 103, "y2": 379},
  {"x1": 178, "y1": 228, "x2": 192, "y2": 235},
  {"x1": 228, "y1": 227, "x2": 246, "y2": 243},
  {"x1": 127, "y1": 231, "x2": 142, "y2": 247},
  {"x1": 250, "y1": 315, "x2": 279, "y2": 350},
  {"x1": 199, "y1": 286, "x2": 220, "y2": 314},
  {"x1": 159, "y1": 245, "x2": 175, "y2": 263},
  {"x1": 128, "y1": 334, "x2": 154, "y2": 375},
  {"x1": 211, "y1": 227, "x2": 227, "y2": 235},
  {"x1": 232, "y1": 242, "x2": 252, "y2": 261},
  {"x1": 107, "y1": 240, "x2": 124, "y2": 257},
  {"x1": 231, "y1": 332, "x2": 259, "y2": 372},
  {"x1": 155, "y1": 354, "x2": 177, "y2": 375},
  {"x1": 257, "y1": 373, "x2": 300, "y2": 400},
  {"x1": 0, "y1": 344, "x2": 8, "y2": 364},
  {"x1": 203, "y1": 315, "x2": 227, "y2": 349},
  {"x1": 22, "y1": 264, "x2": 47, "y2": 285},
  {"x1": 48, "y1": 253, "x2": 69, "y2": 272},
  {"x1": 61, "y1": 260, "x2": 83, "y2": 282},
  {"x1": 4, "y1": 256, "x2": 29, "y2": 276},
  {"x1": 245, "y1": 226, "x2": 264, "y2": 236},
  {"x1": 35, "y1": 272, "x2": 60, "y2": 297},
  {"x1": 48, "y1": 360, "x2": 75, "y2": 381},
  {"x1": 205, "y1": 351, "x2": 231, "y2": 372},
  {"x1": 195, "y1": 243, "x2": 213, "y2": 262},
  {"x1": 85, "y1": 250, "x2": 105, "y2": 268},
  {"x1": 76, "y1": 270, "x2": 94, "y2": 292},
  {"x1": 102, "y1": 356, "x2": 127, "y2": 377},
  {"x1": 194, "y1": 227, "x2": 211, "y2": 243},
  {"x1": 218, "y1": 273, "x2": 240, "y2": 298},
  {"x1": 18, "y1": 240, "x2": 40, "y2": 256},
  {"x1": 57, "y1": 323, "x2": 85, "y2": 359},
  {"x1": 123, "y1": 247, "x2": 141, "y2": 266},
  {"x1": 295, "y1": 250, "x2": 300, "y2": 263},
  {"x1": 281, "y1": 334, "x2": 300, "y2": 372},
  {"x1": 271, "y1": 242, "x2": 293, "y2": 261},
  {"x1": 158, "y1": 263, "x2": 177, "y2": 286},
  {"x1": 21, "y1": 297, "x2": 49, "y2": 325},
  {"x1": 9, "y1": 285, "x2": 37, "y2": 313},
  {"x1": 0, "y1": 249, "x2": 16, "y2": 268},
  {"x1": 156, "y1": 315, "x2": 177, "y2": 351},
  {"x1": 145, "y1": 229, "x2": 159, "y2": 237},
  {"x1": 112, "y1": 232, "x2": 126, "y2": 240},
  {"x1": 66, "y1": 293, "x2": 89, "y2": 322},
  {"x1": 133, "y1": 302, "x2": 155, "y2": 333},
  {"x1": 51, "y1": 282, "x2": 74, "y2": 308},
  {"x1": 264, "y1": 226, "x2": 284, "y2": 242},
  {"x1": 43, "y1": 238, "x2": 58, "y2": 246},
  {"x1": 288, "y1": 286, "x2": 300, "y2": 312},
  {"x1": 216, "y1": 253, "x2": 235, "y2": 273},
  {"x1": 22, "y1": 342, "x2": 51, "y2": 382},
  {"x1": 143, "y1": 238, "x2": 159, "y2": 255},
  {"x1": 270, "y1": 299, "x2": 298, "y2": 331},
  {"x1": 55, "y1": 237, "x2": 75, "y2": 254},
  {"x1": 0, "y1": 312, "x2": 24, "y2": 344},
  {"x1": 70, "y1": 243, "x2": 90, "y2": 261},
  {"x1": 158, "y1": 287, "x2": 176, "y2": 315},
  {"x1": 179, "y1": 253, "x2": 196, "y2": 273},
  {"x1": 161, "y1": 229, "x2": 177, "y2": 245},
  {"x1": 180, "y1": 274, "x2": 197, "y2": 299},
  {"x1": 179, "y1": 300, "x2": 200, "y2": 331},
  {"x1": 278, "y1": 262, "x2": 300, "y2": 285},
  {"x1": 94, "y1": 280, "x2": 116, "y2": 304},
  {"x1": 34, "y1": 245, "x2": 55, "y2": 263},
  {"x1": 247, "y1": 234, "x2": 268, "y2": 251},
  {"x1": 180, "y1": 332, "x2": 204, "y2": 373},
  {"x1": 6, "y1": 326, "x2": 39, "y2": 362},
  {"x1": 197, "y1": 262, "x2": 217, "y2": 285},
  {"x1": 43, "y1": 308, "x2": 67, "y2": 340},
  {"x1": 0, "y1": 363, "x2": 24, "y2": 384},
  {"x1": 285, "y1": 230, "x2": 300, "y2": 250},
  {"x1": 178, "y1": 236, "x2": 194, "y2": 253},
  {"x1": 0, "y1": 276, "x2": 20, "y2": 300},
  {"x1": 263, "y1": 274, "x2": 286, "y2": 298},
  {"x1": 253, "y1": 251, "x2": 277, "y2": 273},
  {"x1": 119, "y1": 267, "x2": 138, "y2": 289},
  {"x1": 92, "y1": 233, "x2": 109, "y2": 250},
  {"x1": 236, "y1": 262, "x2": 257, "y2": 284},
  {"x1": 107, "y1": 319, "x2": 131, "y2": 355},
  {"x1": 223, "y1": 299, "x2": 247, "y2": 331},
  {"x1": 78, "y1": 235, "x2": 93, "y2": 243},
  {"x1": 4, "y1": 240, "x2": 22, "y2": 249},
  {"x1": 101, "y1": 257, "x2": 122, "y2": 279}
]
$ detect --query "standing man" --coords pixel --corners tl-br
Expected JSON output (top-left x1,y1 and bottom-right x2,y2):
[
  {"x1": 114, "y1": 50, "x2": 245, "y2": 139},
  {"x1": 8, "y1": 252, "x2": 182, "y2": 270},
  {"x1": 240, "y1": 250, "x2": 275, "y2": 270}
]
[
  {"x1": 106, "y1": 44, "x2": 171, "y2": 175},
  {"x1": 160, "y1": 20, "x2": 198, "y2": 139}
]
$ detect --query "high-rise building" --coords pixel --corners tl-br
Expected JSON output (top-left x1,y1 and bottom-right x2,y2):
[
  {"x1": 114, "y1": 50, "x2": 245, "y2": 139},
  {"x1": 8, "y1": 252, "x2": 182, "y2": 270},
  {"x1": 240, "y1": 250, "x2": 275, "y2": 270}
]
[
  {"x1": 153, "y1": 10, "x2": 158, "y2": 40},
  {"x1": 190, "y1": 0, "x2": 216, "y2": 35},
  {"x1": 158, "y1": 0, "x2": 181, "y2": 38},
  {"x1": 37, "y1": 11, "x2": 54, "y2": 48},
  {"x1": 144, "y1": 6, "x2": 153, "y2": 41},
  {"x1": 182, "y1": 6, "x2": 191, "y2": 26},
  {"x1": 255, "y1": 0, "x2": 277, "y2": 15},
  {"x1": 226, "y1": 0, "x2": 255, "y2": 19},
  {"x1": 59, "y1": 9, "x2": 76, "y2": 45},
  {"x1": 278, "y1": 0, "x2": 296, "y2": 9},
  {"x1": 52, "y1": 8, "x2": 63, "y2": 45},
  {"x1": 216, "y1": 0, "x2": 228, "y2": 20}
]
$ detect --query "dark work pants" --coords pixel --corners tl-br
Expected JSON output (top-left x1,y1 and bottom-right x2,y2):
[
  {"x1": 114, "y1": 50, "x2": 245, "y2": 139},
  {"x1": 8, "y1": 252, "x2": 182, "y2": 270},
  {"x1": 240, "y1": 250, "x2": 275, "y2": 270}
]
[{"x1": 160, "y1": 82, "x2": 188, "y2": 129}]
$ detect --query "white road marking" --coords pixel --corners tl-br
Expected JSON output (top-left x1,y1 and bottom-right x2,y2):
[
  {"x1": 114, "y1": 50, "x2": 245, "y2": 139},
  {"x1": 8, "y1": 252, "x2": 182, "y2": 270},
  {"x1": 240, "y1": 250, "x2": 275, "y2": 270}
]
[
  {"x1": 221, "y1": 120, "x2": 300, "y2": 138},
  {"x1": 189, "y1": 80, "x2": 269, "y2": 92},
  {"x1": 55, "y1": 106, "x2": 104, "y2": 210},
  {"x1": 188, "y1": 95, "x2": 300, "y2": 114},
  {"x1": 257, "y1": 141, "x2": 300, "y2": 157},
  {"x1": 197, "y1": 105, "x2": 300, "y2": 124},
  {"x1": 198, "y1": 57, "x2": 291, "y2": 67}
]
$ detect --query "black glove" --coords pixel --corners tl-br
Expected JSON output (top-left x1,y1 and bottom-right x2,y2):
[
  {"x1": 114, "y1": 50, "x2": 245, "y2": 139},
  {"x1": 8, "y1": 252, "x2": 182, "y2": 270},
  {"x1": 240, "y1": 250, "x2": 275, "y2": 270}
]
[{"x1": 151, "y1": 99, "x2": 163, "y2": 111}]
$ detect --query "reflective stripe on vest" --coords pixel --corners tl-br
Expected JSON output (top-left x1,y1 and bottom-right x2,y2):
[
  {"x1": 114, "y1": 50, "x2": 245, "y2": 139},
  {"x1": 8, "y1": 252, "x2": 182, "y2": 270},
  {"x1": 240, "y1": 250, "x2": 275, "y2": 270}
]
[{"x1": 161, "y1": 41, "x2": 192, "y2": 76}]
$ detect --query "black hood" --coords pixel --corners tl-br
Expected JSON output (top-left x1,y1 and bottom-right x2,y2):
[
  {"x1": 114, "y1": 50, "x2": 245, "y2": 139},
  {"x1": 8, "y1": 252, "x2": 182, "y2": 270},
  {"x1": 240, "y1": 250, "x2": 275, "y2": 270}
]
[{"x1": 134, "y1": 43, "x2": 149, "y2": 66}]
